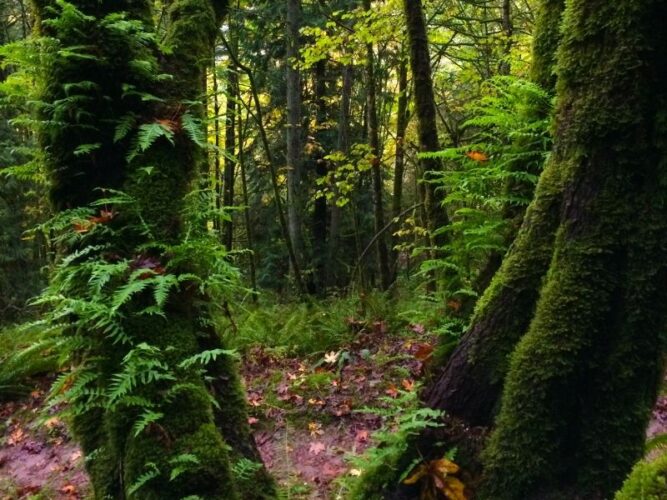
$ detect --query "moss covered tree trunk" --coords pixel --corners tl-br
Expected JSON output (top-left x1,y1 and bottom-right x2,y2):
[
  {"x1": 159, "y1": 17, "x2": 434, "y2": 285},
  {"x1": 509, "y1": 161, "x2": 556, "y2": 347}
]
[
  {"x1": 32, "y1": 0, "x2": 275, "y2": 498},
  {"x1": 480, "y1": 0, "x2": 667, "y2": 497},
  {"x1": 424, "y1": 0, "x2": 566, "y2": 426}
]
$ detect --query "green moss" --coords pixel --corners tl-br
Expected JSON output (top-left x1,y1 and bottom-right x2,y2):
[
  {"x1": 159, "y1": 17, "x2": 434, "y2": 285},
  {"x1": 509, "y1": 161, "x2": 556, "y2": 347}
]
[
  {"x1": 479, "y1": 0, "x2": 667, "y2": 498},
  {"x1": 530, "y1": 0, "x2": 565, "y2": 90},
  {"x1": 616, "y1": 454, "x2": 667, "y2": 500}
]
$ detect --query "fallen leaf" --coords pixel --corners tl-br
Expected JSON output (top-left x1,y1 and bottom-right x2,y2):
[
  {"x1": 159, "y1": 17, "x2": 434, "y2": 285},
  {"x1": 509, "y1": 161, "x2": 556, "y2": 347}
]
[
  {"x1": 324, "y1": 351, "x2": 340, "y2": 364},
  {"x1": 355, "y1": 430, "x2": 369, "y2": 444},
  {"x1": 414, "y1": 343, "x2": 434, "y2": 361},
  {"x1": 60, "y1": 484, "x2": 77, "y2": 495},
  {"x1": 72, "y1": 221, "x2": 92, "y2": 234},
  {"x1": 308, "y1": 441, "x2": 326, "y2": 455},
  {"x1": 44, "y1": 417, "x2": 62, "y2": 430},
  {"x1": 334, "y1": 403, "x2": 351, "y2": 417},
  {"x1": 7, "y1": 427, "x2": 25, "y2": 446},
  {"x1": 401, "y1": 379, "x2": 415, "y2": 392},
  {"x1": 385, "y1": 384, "x2": 399, "y2": 398},
  {"x1": 465, "y1": 150, "x2": 489, "y2": 162},
  {"x1": 308, "y1": 422, "x2": 324, "y2": 437}
]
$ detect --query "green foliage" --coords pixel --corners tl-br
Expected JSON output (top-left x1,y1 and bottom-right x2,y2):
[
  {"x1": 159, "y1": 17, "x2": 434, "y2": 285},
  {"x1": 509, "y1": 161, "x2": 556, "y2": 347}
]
[
  {"x1": 316, "y1": 144, "x2": 374, "y2": 208},
  {"x1": 0, "y1": 325, "x2": 63, "y2": 399},
  {"x1": 341, "y1": 388, "x2": 444, "y2": 499},
  {"x1": 421, "y1": 76, "x2": 552, "y2": 298}
]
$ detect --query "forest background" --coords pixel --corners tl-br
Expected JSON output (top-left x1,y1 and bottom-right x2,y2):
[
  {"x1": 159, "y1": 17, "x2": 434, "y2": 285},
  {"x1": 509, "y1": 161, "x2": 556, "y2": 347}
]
[{"x1": 0, "y1": 0, "x2": 666, "y2": 499}]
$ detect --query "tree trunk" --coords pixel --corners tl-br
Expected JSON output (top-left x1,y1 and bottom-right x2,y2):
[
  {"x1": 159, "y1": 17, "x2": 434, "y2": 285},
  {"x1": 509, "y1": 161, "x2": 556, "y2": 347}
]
[
  {"x1": 481, "y1": 1, "x2": 667, "y2": 497},
  {"x1": 403, "y1": 0, "x2": 449, "y2": 249},
  {"x1": 424, "y1": 0, "x2": 565, "y2": 427},
  {"x1": 237, "y1": 97, "x2": 258, "y2": 299},
  {"x1": 498, "y1": 0, "x2": 512, "y2": 76},
  {"x1": 364, "y1": 0, "x2": 391, "y2": 291},
  {"x1": 286, "y1": 0, "x2": 306, "y2": 271},
  {"x1": 391, "y1": 52, "x2": 409, "y2": 278},
  {"x1": 327, "y1": 64, "x2": 353, "y2": 288},
  {"x1": 222, "y1": 63, "x2": 238, "y2": 250},
  {"x1": 32, "y1": 1, "x2": 275, "y2": 497},
  {"x1": 311, "y1": 59, "x2": 329, "y2": 293}
]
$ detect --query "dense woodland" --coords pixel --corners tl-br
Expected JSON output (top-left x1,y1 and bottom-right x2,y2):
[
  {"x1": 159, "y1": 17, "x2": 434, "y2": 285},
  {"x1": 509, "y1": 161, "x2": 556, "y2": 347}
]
[{"x1": 0, "y1": 0, "x2": 666, "y2": 498}]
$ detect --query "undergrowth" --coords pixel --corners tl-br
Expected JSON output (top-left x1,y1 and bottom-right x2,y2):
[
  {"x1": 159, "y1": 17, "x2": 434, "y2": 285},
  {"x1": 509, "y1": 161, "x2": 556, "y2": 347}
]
[
  {"x1": 224, "y1": 285, "x2": 457, "y2": 356},
  {"x1": 335, "y1": 388, "x2": 444, "y2": 500},
  {"x1": 0, "y1": 325, "x2": 63, "y2": 400}
]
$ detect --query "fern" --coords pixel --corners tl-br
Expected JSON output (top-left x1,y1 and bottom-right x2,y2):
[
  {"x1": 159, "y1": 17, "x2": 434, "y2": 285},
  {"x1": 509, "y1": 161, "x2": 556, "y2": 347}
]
[
  {"x1": 128, "y1": 462, "x2": 160, "y2": 496},
  {"x1": 126, "y1": 122, "x2": 175, "y2": 162},
  {"x1": 73, "y1": 142, "x2": 102, "y2": 156},
  {"x1": 132, "y1": 409, "x2": 164, "y2": 437},
  {"x1": 181, "y1": 112, "x2": 206, "y2": 147},
  {"x1": 178, "y1": 348, "x2": 238, "y2": 369},
  {"x1": 111, "y1": 274, "x2": 152, "y2": 312},
  {"x1": 169, "y1": 453, "x2": 201, "y2": 481},
  {"x1": 114, "y1": 113, "x2": 137, "y2": 143}
]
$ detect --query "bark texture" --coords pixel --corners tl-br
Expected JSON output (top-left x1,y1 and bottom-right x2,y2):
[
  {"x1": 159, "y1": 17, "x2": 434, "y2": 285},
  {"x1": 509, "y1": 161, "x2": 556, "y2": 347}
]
[
  {"x1": 403, "y1": 0, "x2": 449, "y2": 248},
  {"x1": 286, "y1": 0, "x2": 306, "y2": 270},
  {"x1": 364, "y1": 0, "x2": 391, "y2": 291},
  {"x1": 424, "y1": 0, "x2": 565, "y2": 426},
  {"x1": 481, "y1": 0, "x2": 667, "y2": 497}
]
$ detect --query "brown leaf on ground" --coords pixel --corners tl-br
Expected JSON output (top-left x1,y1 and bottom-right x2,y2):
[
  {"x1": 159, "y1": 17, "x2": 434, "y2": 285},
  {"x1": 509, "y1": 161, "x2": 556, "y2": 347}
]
[
  {"x1": 7, "y1": 427, "x2": 25, "y2": 446},
  {"x1": 385, "y1": 384, "x2": 399, "y2": 398},
  {"x1": 60, "y1": 484, "x2": 77, "y2": 495},
  {"x1": 308, "y1": 442, "x2": 326, "y2": 456}
]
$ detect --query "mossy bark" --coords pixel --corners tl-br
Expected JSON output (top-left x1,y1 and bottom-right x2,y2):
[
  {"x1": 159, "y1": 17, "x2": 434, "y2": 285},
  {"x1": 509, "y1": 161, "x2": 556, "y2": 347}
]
[
  {"x1": 423, "y1": 0, "x2": 565, "y2": 427},
  {"x1": 480, "y1": 0, "x2": 667, "y2": 497},
  {"x1": 32, "y1": 0, "x2": 276, "y2": 497}
]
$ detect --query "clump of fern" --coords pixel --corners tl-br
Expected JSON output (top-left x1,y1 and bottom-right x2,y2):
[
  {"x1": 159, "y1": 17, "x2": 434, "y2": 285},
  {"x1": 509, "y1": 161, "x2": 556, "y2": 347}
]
[
  {"x1": 421, "y1": 75, "x2": 552, "y2": 300},
  {"x1": 337, "y1": 387, "x2": 444, "y2": 499},
  {"x1": 20, "y1": 188, "x2": 242, "y2": 488}
]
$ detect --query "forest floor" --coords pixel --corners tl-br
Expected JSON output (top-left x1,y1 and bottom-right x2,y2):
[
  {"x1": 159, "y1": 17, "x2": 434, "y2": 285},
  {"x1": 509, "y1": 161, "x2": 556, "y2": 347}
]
[
  {"x1": 0, "y1": 321, "x2": 438, "y2": 499},
  {"x1": 2, "y1": 306, "x2": 666, "y2": 500}
]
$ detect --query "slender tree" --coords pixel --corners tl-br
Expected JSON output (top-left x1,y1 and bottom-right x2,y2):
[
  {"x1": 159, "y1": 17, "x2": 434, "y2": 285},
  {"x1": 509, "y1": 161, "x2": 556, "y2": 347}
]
[
  {"x1": 391, "y1": 51, "x2": 409, "y2": 276},
  {"x1": 363, "y1": 0, "x2": 391, "y2": 291},
  {"x1": 403, "y1": 0, "x2": 449, "y2": 249},
  {"x1": 286, "y1": 0, "x2": 306, "y2": 270},
  {"x1": 222, "y1": 54, "x2": 239, "y2": 250}
]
